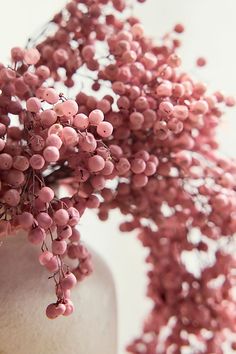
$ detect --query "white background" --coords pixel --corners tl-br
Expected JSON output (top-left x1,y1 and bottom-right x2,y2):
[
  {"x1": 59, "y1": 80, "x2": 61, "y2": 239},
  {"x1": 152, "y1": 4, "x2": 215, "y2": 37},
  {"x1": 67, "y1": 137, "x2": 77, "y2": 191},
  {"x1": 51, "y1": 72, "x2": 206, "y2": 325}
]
[{"x1": 1, "y1": 1, "x2": 236, "y2": 352}]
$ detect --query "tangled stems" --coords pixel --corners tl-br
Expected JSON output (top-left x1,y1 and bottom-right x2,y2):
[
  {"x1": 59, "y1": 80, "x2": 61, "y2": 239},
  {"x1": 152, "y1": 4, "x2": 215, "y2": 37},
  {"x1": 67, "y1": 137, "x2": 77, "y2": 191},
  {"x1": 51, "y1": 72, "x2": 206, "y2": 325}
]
[{"x1": 1, "y1": 0, "x2": 236, "y2": 352}]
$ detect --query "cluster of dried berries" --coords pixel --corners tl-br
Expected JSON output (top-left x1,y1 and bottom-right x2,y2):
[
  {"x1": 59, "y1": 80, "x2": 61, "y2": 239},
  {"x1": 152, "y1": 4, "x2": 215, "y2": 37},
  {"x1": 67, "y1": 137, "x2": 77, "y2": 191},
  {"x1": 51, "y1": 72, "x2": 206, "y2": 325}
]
[{"x1": 1, "y1": 0, "x2": 236, "y2": 352}]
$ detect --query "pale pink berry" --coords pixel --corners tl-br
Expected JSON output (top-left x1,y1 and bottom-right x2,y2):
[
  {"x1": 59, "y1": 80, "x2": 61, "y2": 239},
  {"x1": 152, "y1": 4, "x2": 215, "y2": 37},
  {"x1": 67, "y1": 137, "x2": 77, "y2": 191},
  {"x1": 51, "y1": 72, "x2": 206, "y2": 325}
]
[
  {"x1": 37, "y1": 212, "x2": 53, "y2": 229},
  {"x1": 173, "y1": 105, "x2": 189, "y2": 120},
  {"x1": 35, "y1": 86, "x2": 46, "y2": 99},
  {"x1": 57, "y1": 225, "x2": 72, "y2": 239},
  {"x1": 131, "y1": 23, "x2": 144, "y2": 38},
  {"x1": 36, "y1": 66, "x2": 50, "y2": 80},
  {"x1": 48, "y1": 123, "x2": 63, "y2": 136},
  {"x1": 46, "y1": 134, "x2": 62, "y2": 149},
  {"x1": 39, "y1": 251, "x2": 53, "y2": 266},
  {"x1": 131, "y1": 158, "x2": 146, "y2": 174},
  {"x1": 38, "y1": 187, "x2": 54, "y2": 203},
  {"x1": 4, "y1": 189, "x2": 20, "y2": 206},
  {"x1": 40, "y1": 110, "x2": 57, "y2": 127},
  {"x1": 67, "y1": 207, "x2": 80, "y2": 226},
  {"x1": 86, "y1": 195, "x2": 100, "y2": 208},
  {"x1": 43, "y1": 88, "x2": 59, "y2": 104},
  {"x1": 56, "y1": 287, "x2": 71, "y2": 300},
  {"x1": 97, "y1": 121, "x2": 113, "y2": 138},
  {"x1": 13, "y1": 156, "x2": 29, "y2": 171},
  {"x1": 91, "y1": 175, "x2": 106, "y2": 190},
  {"x1": 88, "y1": 155, "x2": 105, "y2": 172},
  {"x1": 62, "y1": 127, "x2": 78, "y2": 146},
  {"x1": 43, "y1": 146, "x2": 60, "y2": 162},
  {"x1": 74, "y1": 113, "x2": 89, "y2": 130},
  {"x1": 53, "y1": 103, "x2": 64, "y2": 116},
  {"x1": 52, "y1": 239, "x2": 67, "y2": 255},
  {"x1": 46, "y1": 303, "x2": 66, "y2": 319},
  {"x1": 79, "y1": 133, "x2": 97, "y2": 152},
  {"x1": 30, "y1": 154, "x2": 45, "y2": 170},
  {"x1": 0, "y1": 153, "x2": 13, "y2": 170},
  {"x1": 54, "y1": 209, "x2": 69, "y2": 226},
  {"x1": 88, "y1": 109, "x2": 104, "y2": 125},
  {"x1": 45, "y1": 256, "x2": 60, "y2": 272},
  {"x1": 61, "y1": 272, "x2": 77, "y2": 290},
  {"x1": 69, "y1": 228, "x2": 81, "y2": 242},
  {"x1": 63, "y1": 299, "x2": 75, "y2": 316},
  {"x1": 61, "y1": 100, "x2": 78, "y2": 117},
  {"x1": 11, "y1": 47, "x2": 25, "y2": 62},
  {"x1": 190, "y1": 100, "x2": 209, "y2": 114},
  {"x1": 102, "y1": 160, "x2": 114, "y2": 176},
  {"x1": 26, "y1": 97, "x2": 41, "y2": 113},
  {"x1": 24, "y1": 48, "x2": 40, "y2": 65}
]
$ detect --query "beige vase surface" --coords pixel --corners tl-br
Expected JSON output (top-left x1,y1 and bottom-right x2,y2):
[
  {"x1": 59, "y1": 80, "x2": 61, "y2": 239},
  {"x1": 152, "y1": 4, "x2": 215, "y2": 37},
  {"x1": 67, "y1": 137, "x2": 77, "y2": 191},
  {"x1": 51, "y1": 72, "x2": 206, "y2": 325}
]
[{"x1": 0, "y1": 232, "x2": 117, "y2": 354}]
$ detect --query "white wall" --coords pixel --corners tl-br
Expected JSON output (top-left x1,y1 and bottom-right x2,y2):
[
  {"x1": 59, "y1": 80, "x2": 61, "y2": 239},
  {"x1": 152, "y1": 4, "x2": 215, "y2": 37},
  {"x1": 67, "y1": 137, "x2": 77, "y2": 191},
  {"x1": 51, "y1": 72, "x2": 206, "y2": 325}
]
[{"x1": 1, "y1": 0, "x2": 236, "y2": 352}]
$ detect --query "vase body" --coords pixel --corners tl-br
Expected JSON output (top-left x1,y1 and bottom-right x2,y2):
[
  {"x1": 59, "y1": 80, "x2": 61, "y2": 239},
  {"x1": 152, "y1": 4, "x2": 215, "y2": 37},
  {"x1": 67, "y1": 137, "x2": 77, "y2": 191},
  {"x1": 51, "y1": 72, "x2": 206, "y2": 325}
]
[{"x1": 0, "y1": 232, "x2": 117, "y2": 354}]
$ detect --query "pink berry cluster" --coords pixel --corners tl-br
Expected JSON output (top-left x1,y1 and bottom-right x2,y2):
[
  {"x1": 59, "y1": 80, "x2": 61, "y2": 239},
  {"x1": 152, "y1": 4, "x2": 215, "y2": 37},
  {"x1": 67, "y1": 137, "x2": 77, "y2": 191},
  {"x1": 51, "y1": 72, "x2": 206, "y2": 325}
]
[{"x1": 1, "y1": 0, "x2": 236, "y2": 352}]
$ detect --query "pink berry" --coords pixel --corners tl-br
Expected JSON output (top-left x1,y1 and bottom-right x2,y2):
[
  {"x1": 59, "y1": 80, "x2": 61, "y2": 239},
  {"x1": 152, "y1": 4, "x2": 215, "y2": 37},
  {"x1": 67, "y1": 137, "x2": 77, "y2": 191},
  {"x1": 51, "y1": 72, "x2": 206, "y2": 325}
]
[
  {"x1": 190, "y1": 100, "x2": 209, "y2": 115},
  {"x1": 43, "y1": 146, "x2": 60, "y2": 162},
  {"x1": 96, "y1": 121, "x2": 113, "y2": 138},
  {"x1": 11, "y1": 47, "x2": 25, "y2": 62},
  {"x1": 131, "y1": 23, "x2": 144, "y2": 38},
  {"x1": 86, "y1": 195, "x2": 100, "y2": 208},
  {"x1": 88, "y1": 155, "x2": 105, "y2": 172},
  {"x1": 36, "y1": 66, "x2": 50, "y2": 80},
  {"x1": 0, "y1": 153, "x2": 13, "y2": 170},
  {"x1": 53, "y1": 103, "x2": 64, "y2": 117},
  {"x1": 30, "y1": 154, "x2": 45, "y2": 170},
  {"x1": 61, "y1": 100, "x2": 78, "y2": 117},
  {"x1": 67, "y1": 207, "x2": 80, "y2": 226},
  {"x1": 37, "y1": 212, "x2": 53, "y2": 229},
  {"x1": 46, "y1": 134, "x2": 62, "y2": 149},
  {"x1": 13, "y1": 156, "x2": 29, "y2": 171},
  {"x1": 62, "y1": 127, "x2": 78, "y2": 146},
  {"x1": 54, "y1": 209, "x2": 69, "y2": 226},
  {"x1": 79, "y1": 133, "x2": 97, "y2": 152},
  {"x1": 61, "y1": 272, "x2": 77, "y2": 290},
  {"x1": 43, "y1": 88, "x2": 59, "y2": 104},
  {"x1": 40, "y1": 110, "x2": 57, "y2": 127},
  {"x1": 57, "y1": 225, "x2": 73, "y2": 239},
  {"x1": 26, "y1": 97, "x2": 41, "y2": 113},
  {"x1": 63, "y1": 299, "x2": 75, "y2": 316},
  {"x1": 45, "y1": 256, "x2": 60, "y2": 272},
  {"x1": 4, "y1": 189, "x2": 20, "y2": 206},
  {"x1": 74, "y1": 113, "x2": 89, "y2": 130},
  {"x1": 24, "y1": 48, "x2": 40, "y2": 65},
  {"x1": 69, "y1": 228, "x2": 81, "y2": 242},
  {"x1": 88, "y1": 109, "x2": 104, "y2": 125},
  {"x1": 39, "y1": 251, "x2": 53, "y2": 266},
  {"x1": 48, "y1": 123, "x2": 63, "y2": 136},
  {"x1": 131, "y1": 158, "x2": 146, "y2": 174},
  {"x1": 38, "y1": 186, "x2": 54, "y2": 203},
  {"x1": 46, "y1": 303, "x2": 66, "y2": 319},
  {"x1": 52, "y1": 239, "x2": 67, "y2": 255}
]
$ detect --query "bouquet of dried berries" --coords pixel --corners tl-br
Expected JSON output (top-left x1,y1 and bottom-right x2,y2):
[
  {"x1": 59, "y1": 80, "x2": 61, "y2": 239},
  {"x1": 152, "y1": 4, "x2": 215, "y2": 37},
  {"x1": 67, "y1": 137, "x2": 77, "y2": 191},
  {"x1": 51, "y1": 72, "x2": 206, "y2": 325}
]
[{"x1": 1, "y1": 0, "x2": 236, "y2": 352}]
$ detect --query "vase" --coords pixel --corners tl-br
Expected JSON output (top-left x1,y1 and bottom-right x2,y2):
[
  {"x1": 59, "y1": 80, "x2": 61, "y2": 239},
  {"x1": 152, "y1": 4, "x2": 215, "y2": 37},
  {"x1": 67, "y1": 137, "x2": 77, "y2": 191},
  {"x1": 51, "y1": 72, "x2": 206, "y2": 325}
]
[{"x1": 0, "y1": 232, "x2": 117, "y2": 354}]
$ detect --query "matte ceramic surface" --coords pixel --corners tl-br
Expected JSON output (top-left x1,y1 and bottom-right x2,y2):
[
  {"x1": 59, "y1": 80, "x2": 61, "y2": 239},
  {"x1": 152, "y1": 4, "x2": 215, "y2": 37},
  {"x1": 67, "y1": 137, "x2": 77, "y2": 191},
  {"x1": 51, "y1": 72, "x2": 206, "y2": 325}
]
[{"x1": 0, "y1": 233, "x2": 117, "y2": 354}]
